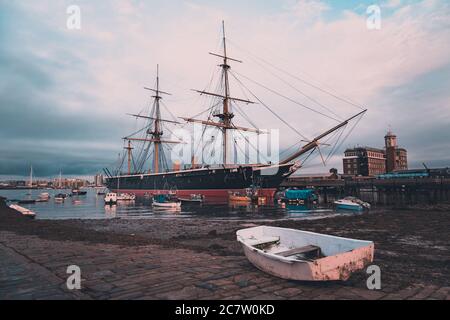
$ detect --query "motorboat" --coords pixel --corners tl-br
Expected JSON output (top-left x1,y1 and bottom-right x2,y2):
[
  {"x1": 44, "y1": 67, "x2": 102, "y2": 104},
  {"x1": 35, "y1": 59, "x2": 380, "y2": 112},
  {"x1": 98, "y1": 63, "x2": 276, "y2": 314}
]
[
  {"x1": 279, "y1": 188, "x2": 318, "y2": 205},
  {"x1": 104, "y1": 192, "x2": 117, "y2": 204},
  {"x1": 179, "y1": 194, "x2": 204, "y2": 204},
  {"x1": 38, "y1": 192, "x2": 50, "y2": 202},
  {"x1": 117, "y1": 193, "x2": 136, "y2": 201},
  {"x1": 334, "y1": 197, "x2": 371, "y2": 211},
  {"x1": 54, "y1": 193, "x2": 68, "y2": 202},
  {"x1": 237, "y1": 226, "x2": 374, "y2": 281},
  {"x1": 72, "y1": 189, "x2": 87, "y2": 196},
  {"x1": 104, "y1": 192, "x2": 135, "y2": 204},
  {"x1": 96, "y1": 188, "x2": 107, "y2": 196}
]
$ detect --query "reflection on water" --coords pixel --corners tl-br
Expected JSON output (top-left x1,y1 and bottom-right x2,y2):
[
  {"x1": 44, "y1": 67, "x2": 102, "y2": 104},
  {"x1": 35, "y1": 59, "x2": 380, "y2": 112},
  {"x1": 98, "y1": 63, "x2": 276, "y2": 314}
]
[
  {"x1": 0, "y1": 189, "x2": 358, "y2": 221},
  {"x1": 104, "y1": 204, "x2": 117, "y2": 218}
]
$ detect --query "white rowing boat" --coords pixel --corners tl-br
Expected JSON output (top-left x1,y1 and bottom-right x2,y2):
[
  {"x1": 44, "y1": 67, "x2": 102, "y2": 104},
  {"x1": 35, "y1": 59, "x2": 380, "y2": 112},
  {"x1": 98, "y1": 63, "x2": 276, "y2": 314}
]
[
  {"x1": 237, "y1": 226, "x2": 374, "y2": 281},
  {"x1": 9, "y1": 204, "x2": 36, "y2": 218}
]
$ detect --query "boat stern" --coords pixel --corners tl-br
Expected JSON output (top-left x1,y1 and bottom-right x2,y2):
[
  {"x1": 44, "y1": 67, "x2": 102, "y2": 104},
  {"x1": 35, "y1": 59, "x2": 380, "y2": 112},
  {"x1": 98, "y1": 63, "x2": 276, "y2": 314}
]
[{"x1": 312, "y1": 242, "x2": 375, "y2": 281}]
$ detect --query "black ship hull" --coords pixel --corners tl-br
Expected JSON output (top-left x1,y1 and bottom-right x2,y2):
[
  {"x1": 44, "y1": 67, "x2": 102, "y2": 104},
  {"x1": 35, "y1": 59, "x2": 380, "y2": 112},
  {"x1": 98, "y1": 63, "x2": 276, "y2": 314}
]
[{"x1": 106, "y1": 163, "x2": 296, "y2": 202}]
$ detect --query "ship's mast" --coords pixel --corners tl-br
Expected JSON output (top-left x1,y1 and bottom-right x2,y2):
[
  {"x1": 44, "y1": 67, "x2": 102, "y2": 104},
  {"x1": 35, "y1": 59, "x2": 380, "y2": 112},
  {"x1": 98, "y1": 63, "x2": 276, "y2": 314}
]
[
  {"x1": 125, "y1": 65, "x2": 182, "y2": 174},
  {"x1": 124, "y1": 140, "x2": 133, "y2": 175},
  {"x1": 185, "y1": 21, "x2": 257, "y2": 166},
  {"x1": 220, "y1": 21, "x2": 232, "y2": 165},
  {"x1": 153, "y1": 65, "x2": 162, "y2": 174}
]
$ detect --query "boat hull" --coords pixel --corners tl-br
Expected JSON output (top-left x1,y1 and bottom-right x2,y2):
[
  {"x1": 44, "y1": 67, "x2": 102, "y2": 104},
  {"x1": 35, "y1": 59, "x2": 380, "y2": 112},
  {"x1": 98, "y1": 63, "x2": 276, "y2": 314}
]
[
  {"x1": 152, "y1": 202, "x2": 181, "y2": 208},
  {"x1": 237, "y1": 226, "x2": 374, "y2": 281},
  {"x1": 240, "y1": 243, "x2": 374, "y2": 281},
  {"x1": 106, "y1": 163, "x2": 294, "y2": 202},
  {"x1": 334, "y1": 202, "x2": 363, "y2": 211}
]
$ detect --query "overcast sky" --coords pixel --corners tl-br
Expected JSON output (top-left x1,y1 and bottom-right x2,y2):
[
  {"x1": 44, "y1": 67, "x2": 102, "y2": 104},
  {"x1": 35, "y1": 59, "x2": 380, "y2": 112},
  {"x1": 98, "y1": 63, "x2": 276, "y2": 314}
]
[{"x1": 1, "y1": 0, "x2": 449, "y2": 178}]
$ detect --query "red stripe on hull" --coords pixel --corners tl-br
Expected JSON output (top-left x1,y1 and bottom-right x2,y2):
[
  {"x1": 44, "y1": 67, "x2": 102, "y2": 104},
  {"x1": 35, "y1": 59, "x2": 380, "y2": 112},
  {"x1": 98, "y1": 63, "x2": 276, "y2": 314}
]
[{"x1": 111, "y1": 188, "x2": 277, "y2": 202}]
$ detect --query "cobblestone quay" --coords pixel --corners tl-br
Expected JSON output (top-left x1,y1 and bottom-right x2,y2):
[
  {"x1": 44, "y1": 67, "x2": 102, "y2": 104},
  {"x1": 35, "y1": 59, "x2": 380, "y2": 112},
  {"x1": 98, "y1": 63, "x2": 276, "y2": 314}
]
[{"x1": 1, "y1": 200, "x2": 449, "y2": 300}]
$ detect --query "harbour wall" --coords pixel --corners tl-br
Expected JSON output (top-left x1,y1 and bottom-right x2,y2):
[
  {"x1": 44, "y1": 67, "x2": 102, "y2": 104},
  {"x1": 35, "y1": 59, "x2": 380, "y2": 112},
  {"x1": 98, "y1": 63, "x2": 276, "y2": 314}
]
[{"x1": 281, "y1": 177, "x2": 450, "y2": 206}]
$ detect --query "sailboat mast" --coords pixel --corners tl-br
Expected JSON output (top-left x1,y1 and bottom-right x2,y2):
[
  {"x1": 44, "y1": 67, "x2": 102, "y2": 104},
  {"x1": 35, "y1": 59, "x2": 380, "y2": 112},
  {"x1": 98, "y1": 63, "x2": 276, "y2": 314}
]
[{"x1": 29, "y1": 165, "x2": 33, "y2": 188}]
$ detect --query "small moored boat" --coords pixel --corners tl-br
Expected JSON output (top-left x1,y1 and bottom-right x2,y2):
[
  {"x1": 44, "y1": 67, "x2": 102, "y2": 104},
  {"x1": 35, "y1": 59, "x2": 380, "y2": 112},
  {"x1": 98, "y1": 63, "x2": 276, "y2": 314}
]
[
  {"x1": 179, "y1": 194, "x2": 204, "y2": 204},
  {"x1": 72, "y1": 189, "x2": 87, "y2": 196},
  {"x1": 237, "y1": 226, "x2": 374, "y2": 281},
  {"x1": 117, "y1": 193, "x2": 136, "y2": 201},
  {"x1": 104, "y1": 193, "x2": 117, "y2": 204},
  {"x1": 228, "y1": 191, "x2": 251, "y2": 203},
  {"x1": 54, "y1": 193, "x2": 68, "y2": 202},
  {"x1": 37, "y1": 192, "x2": 50, "y2": 202},
  {"x1": 334, "y1": 197, "x2": 371, "y2": 211},
  {"x1": 152, "y1": 194, "x2": 181, "y2": 208},
  {"x1": 96, "y1": 189, "x2": 107, "y2": 196},
  {"x1": 18, "y1": 199, "x2": 36, "y2": 204},
  {"x1": 279, "y1": 188, "x2": 318, "y2": 205},
  {"x1": 104, "y1": 192, "x2": 136, "y2": 204}
]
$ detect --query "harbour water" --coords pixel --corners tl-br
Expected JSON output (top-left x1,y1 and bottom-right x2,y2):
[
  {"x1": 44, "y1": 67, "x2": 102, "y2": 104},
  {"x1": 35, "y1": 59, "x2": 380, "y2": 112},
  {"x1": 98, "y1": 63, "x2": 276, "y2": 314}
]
[{"x1": 0, "y1": 188, "x2": 358, "y2": 220}]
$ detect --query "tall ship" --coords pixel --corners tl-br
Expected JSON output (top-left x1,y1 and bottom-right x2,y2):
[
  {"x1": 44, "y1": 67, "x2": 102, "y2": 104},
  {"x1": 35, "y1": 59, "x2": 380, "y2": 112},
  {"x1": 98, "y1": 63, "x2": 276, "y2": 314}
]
[{"x1": 104, "y1": 22, "x2": 366, "y2": 201}]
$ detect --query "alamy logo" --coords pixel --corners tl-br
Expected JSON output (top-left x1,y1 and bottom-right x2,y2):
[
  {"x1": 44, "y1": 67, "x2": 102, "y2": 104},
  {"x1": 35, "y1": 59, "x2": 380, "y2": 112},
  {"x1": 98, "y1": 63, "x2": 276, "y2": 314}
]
[
  {"x1": 66, "y1": 5, "x2": 81, "y2": 30},
  {"x1": 366, "y1": 265, "x2": 381, "y2": 290},
  {"x1": 366, "y1": 5, "x2": 381, "y2": 30},
  {"x1": 170, "y1": 124, "x2": 280, "y2": 175},
  {"x1": 66, "y1": 265, "x2": 81, "y2": 290}
]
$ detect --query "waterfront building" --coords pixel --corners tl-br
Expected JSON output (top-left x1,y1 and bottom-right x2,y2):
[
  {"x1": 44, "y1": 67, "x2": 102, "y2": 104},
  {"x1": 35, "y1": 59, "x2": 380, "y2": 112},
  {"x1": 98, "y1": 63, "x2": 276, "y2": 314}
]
[
  {"x1": 94, "y1": 174, "x2": 104, "y2": 187},
  {"x1": 343, "y1": 147, "x2": 386, "y2": 176},
  {"x1": 343, "y1": 130, "x2": 408, "y2": 176},
  {"x1": 385, "y1": 130, "x2": 408, "y2": 172},
  {"x1": 51, "y1": 178, "x2": 89, "y2": 189}
]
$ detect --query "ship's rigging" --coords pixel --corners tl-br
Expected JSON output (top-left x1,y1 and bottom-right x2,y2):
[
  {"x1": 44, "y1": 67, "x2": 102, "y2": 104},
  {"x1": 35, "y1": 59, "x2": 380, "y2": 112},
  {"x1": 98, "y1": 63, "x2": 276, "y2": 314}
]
[{"x1": 108, "y1": 21, "x2": 367, "y2": 177}]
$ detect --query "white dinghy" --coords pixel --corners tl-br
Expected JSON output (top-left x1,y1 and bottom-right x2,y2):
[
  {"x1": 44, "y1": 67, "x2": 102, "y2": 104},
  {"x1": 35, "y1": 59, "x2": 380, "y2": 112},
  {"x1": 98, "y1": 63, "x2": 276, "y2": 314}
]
[
  {"x1": 9, "y1": 204, "x2": 36, "y2": 218},
  {"x1": 237, "y1": 226, "x2": 374, "y2": 281}
]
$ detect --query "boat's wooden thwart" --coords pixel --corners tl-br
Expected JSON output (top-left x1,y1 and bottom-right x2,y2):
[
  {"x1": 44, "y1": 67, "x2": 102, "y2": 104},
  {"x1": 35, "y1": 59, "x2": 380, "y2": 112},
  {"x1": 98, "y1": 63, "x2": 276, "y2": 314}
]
[
  {"x1": 276, "y1": 245, "x2": 321, "y2": 258},
  {"x1": 237, "y1": 226, "x2": 374, "y2": 281}
]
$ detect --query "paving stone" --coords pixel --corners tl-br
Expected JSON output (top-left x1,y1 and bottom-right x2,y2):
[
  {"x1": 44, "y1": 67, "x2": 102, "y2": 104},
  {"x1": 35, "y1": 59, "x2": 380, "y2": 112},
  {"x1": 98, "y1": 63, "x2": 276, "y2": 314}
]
[
  {"x1": 1, "y1": 230, "x2": 447, "y2": 300},
  {"x1": 410, "y1": 286, "x2": 438, "y2": 300},
  {"x1": 195, "y1": 282, "x2": 219, "y2": 291},
  {"x1": 274, "y1": 287, "x2": 303, "y2": 298}
]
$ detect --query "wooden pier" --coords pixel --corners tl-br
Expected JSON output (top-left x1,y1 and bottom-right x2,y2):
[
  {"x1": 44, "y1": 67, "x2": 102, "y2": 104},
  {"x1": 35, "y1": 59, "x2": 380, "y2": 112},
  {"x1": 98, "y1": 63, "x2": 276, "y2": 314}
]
[{"x1": 281, "y1": 176, "x2": 450, "y2": 205}]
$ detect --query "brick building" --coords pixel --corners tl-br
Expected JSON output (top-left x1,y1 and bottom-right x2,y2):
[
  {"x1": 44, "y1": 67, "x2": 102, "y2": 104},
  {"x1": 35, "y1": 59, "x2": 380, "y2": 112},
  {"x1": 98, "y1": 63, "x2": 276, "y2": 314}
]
[
  {"x1": 385, "y1": 131, "x2": 408, "y2": 172},
  {"x1": 343, "y1": 147, "x2": 386, "y2": 176},
  {"x1": 343, "y1": 130, "x2": 408, "y2": 176}
]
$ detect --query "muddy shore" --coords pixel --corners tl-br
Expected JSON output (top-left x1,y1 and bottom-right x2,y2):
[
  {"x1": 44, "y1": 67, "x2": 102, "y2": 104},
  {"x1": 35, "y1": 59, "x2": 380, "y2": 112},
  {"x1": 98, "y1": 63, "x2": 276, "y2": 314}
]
[{"x1": 1, "y1": 199, "x2": 449, "y2": 299}]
